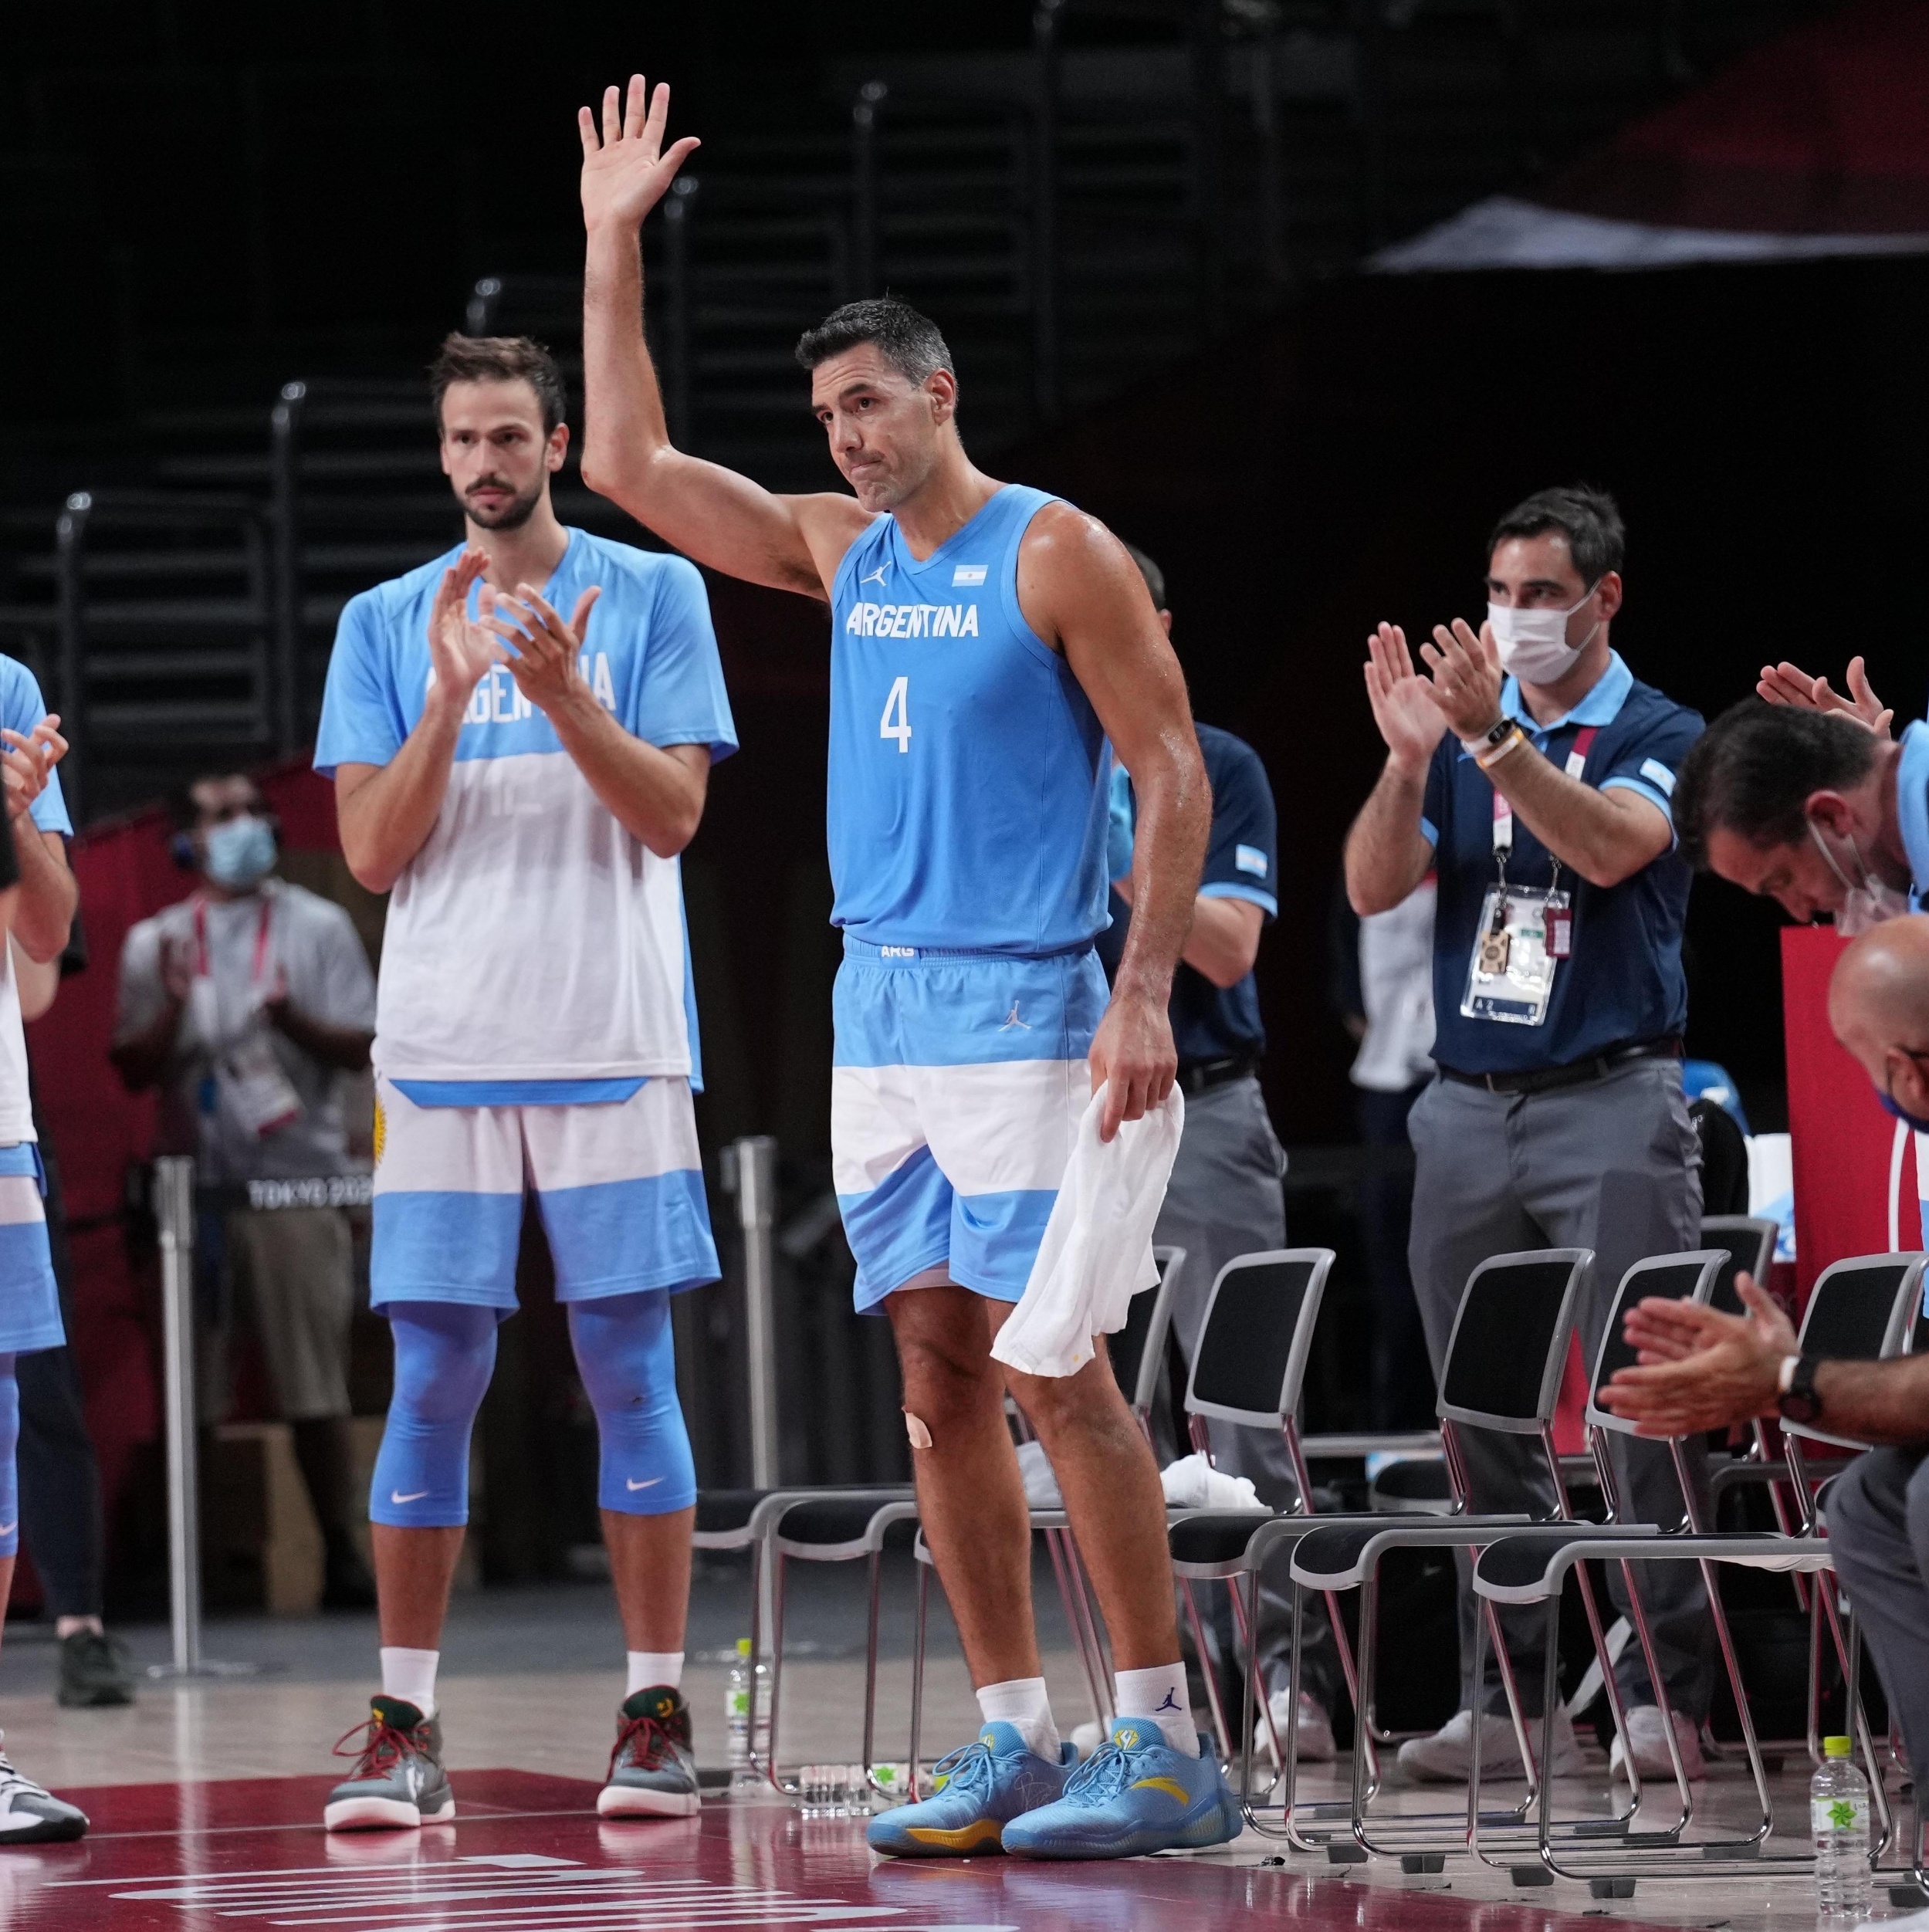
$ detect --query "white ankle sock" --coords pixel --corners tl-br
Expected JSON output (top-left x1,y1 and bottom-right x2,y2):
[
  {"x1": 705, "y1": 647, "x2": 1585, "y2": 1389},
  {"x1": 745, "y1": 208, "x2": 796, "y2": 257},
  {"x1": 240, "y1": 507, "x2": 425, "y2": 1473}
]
[
  {"x1": 380, "y1": 1646, "x2": 439, "y2": 1719},
  {"x1": 976, "y1": 1676, "x2": 1061, "y2": 1761},
  {"x1": 1114, "y1": 1663, "x2": 1198, "y2": 1756},
  {"x1": 627, "y1": 1651, "x2": 685, "y2": 1697}
]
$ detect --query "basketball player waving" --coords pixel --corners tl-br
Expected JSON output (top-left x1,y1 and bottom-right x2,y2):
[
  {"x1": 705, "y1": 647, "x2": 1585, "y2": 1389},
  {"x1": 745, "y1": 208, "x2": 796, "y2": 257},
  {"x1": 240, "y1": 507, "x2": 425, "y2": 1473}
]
[{"x1": 579, "y1": 77, "x2": 1238, "y2": 1860}]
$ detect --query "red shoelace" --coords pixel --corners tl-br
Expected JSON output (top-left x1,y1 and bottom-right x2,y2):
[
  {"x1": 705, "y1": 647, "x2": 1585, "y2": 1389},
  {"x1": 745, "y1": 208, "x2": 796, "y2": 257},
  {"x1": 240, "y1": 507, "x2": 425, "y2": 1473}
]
[
  {"x1": 333, "y1": 1711, "x2": 425, "y2": 1781},
  {"x1": 608, "y1": 1712, "x2": 681, "y2": 1779}
]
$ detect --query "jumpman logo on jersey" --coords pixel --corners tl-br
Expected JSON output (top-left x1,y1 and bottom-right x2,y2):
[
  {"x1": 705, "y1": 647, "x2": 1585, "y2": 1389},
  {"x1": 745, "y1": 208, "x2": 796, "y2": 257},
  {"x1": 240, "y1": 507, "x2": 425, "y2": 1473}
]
[
  {"x1": 859, "y1": 563, "x2": 890, "y2": 590},
  {"x1": 999, "y1": 1001, "x2": 1030, "y2": 1030},
  {"x1": 1156, "y1": 1690, "x2": 1183, "y2": 1713}
]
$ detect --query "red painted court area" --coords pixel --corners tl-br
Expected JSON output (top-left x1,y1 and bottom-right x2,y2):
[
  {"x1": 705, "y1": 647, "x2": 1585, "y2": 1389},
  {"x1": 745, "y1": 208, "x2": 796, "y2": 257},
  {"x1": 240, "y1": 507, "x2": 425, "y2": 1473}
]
[{"x1": 0, "y1": 1772, "x2": 1677, "y2": 1932}]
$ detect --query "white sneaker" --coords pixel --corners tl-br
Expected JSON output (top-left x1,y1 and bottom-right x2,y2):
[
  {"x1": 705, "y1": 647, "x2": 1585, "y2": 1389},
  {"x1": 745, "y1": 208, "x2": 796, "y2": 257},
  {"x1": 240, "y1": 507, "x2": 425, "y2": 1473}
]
[
  {"x1": 1396, "y1": 1705, "x2": 1585, "y2": 1784},
  {"x1": 0, "y1": 1736, "x2": 86, "y2": 1843},
  {"x1": 1264, "y1": 1688, "x2": 1336, "y2": 1763},
  {"x1": 1609, "y1": 1704, "x2": 1706, "y2": 1781}
]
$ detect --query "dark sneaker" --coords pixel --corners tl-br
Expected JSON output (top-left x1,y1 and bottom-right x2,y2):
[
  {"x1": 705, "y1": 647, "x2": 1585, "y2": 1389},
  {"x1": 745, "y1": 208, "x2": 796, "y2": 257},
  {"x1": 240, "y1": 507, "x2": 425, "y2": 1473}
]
[
  {"x1": 0, "y1": 1735, "x2": 86, "y2": 1843},
  {"x1": 324, "y1": 1697, "x2": 453, "y2": 1831},
  {"x1": 599, "y1": 1686, "x2": 700, "y2": 1818},
  {"x1": 56, "y1": 1629, "x2": 135, "y2": 1708}
]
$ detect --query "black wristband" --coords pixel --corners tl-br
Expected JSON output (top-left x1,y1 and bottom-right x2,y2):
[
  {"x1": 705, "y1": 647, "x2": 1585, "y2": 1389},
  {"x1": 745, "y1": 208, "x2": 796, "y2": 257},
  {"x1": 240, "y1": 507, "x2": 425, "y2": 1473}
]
[{"x1": 1777, "y1": 1355, "x2": 1824, "y2": 1427}]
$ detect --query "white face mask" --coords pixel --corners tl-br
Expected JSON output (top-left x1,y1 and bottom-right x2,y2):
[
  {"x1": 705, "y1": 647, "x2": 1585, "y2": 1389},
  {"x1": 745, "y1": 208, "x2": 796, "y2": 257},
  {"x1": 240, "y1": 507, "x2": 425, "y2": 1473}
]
[
  {"x1": 1807, "y1": 818, "x2": 1910, "y2": 936},
  {"x1": 1487, "y1": 584, "x2": 1602, "y2": 685}
]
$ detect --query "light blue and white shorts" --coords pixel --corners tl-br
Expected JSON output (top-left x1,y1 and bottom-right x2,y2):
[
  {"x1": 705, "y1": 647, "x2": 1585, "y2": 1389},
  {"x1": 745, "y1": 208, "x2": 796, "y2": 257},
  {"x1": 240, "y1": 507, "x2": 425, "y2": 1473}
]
[
  {"x1": 371, "y1": 1075, "x2": 719, "y2": 1311},
  {"x1": 0, "y1": 1144, "x2": 61, "y2": 1355},
  {"x1": 832, "y1": 938, "x2": 1106, "y2": 1312}
]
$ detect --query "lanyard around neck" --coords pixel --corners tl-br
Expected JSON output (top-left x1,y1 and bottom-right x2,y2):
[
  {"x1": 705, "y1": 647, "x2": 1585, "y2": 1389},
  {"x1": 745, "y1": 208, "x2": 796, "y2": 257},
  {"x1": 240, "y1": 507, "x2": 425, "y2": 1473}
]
[{"x1": 191, "y1": 894, "x2": 275, "y2": 984}]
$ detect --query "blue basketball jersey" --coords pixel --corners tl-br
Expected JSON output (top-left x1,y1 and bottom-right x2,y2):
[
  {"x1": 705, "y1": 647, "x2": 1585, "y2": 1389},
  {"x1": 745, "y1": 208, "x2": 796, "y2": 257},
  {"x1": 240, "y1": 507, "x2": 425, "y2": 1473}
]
[{"x1": 827, "y1": 483, "x2": 1111, "y2": 955}]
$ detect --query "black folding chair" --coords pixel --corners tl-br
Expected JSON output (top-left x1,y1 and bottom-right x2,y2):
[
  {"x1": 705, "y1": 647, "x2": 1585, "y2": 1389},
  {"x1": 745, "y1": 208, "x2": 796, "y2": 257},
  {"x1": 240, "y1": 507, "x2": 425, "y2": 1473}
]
[{"x1": 1282, "y1": 1247, "x2": 1650, "y2": 1863}]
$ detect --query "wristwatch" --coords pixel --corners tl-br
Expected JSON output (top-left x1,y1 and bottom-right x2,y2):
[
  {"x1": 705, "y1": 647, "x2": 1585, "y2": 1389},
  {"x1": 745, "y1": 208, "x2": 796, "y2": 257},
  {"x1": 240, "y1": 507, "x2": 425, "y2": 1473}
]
[
  {"x1": 1471, "y1": 716, "x2": 1515, "y2": 753},
  {"x1": 1776, "y1": 1355, "x2": 1824, "y2": 1426}
]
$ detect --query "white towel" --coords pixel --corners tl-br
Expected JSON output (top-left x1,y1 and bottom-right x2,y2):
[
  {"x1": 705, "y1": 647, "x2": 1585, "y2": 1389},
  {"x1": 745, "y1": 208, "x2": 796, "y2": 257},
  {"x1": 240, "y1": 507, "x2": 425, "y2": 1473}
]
[
  {"x1": 1158, "y1": 1451, "x2": 1264, "y2": 1511},
  {"x1": 990, "y1": 1081, "x2": 1185, "y2": 1379}
]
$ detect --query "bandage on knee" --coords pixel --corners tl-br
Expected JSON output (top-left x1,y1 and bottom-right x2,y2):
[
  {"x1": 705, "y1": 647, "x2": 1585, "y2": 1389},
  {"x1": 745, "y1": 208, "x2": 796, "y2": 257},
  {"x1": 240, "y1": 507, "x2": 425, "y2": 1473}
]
[{"x1": 904, "y1": 1411, "x2": 933, "y2": 1450}]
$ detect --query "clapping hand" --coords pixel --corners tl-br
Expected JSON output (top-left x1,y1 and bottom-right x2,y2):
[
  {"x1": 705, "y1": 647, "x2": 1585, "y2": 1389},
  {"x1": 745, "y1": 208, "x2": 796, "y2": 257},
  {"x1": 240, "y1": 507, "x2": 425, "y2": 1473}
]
[
  {"x1": 1362, "y1": 624, "x2": 1450, "y2": 777},
  {"x1": 426, "y1": 550, "x2": 503, "y2": 709},
  {"x1": 0, "y1": 716, "x2": 67, "y2": 822},
  {"x1": 1758, "y1": 655, "x2": 1892, "y2": 736},
  {"x1": 1596, "y1": 1272, "x2": 1796, "y2": 1437},
  {"x1": 482, "y1": 584, "x2": 604, "y2": 723}
]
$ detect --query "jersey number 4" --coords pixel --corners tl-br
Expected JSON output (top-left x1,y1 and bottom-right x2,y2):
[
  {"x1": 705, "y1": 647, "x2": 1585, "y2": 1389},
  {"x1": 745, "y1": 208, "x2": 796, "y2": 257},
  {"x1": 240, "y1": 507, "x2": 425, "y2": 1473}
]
[{"x1": 879, "y1": 675, "x2": 912, "y2": 753}]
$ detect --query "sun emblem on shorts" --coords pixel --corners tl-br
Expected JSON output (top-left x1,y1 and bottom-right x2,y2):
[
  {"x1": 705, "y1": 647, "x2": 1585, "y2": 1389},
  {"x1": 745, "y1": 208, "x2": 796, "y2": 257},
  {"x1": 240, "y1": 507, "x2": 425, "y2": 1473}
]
[{"x1": 372, "y1": 1098, "x2": 386, "y2": 1169}]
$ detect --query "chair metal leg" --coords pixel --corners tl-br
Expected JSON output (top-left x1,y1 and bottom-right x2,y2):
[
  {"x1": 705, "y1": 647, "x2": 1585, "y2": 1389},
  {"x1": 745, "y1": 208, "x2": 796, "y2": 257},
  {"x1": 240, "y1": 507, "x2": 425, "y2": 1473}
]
[
  {"x1": 1042, "y1": 1523, "x2": 1109, "y2": 1726},
  {"x1": 909, "y1": 1557, "x2": 930, "y2": 1800},
  {"x1": 1227, "y1": 1569, "x2": 1284, "y2": 1772},
  {"x1": 761, "y1": 1551, "x2": 800, "y2": 1797},
  {"x1": 1182, "y1": 1578, "x2": 1234, "y2": 1764},
  {"x1": 861, "y1": 1548, "x2": 888, "y2": 1798}
]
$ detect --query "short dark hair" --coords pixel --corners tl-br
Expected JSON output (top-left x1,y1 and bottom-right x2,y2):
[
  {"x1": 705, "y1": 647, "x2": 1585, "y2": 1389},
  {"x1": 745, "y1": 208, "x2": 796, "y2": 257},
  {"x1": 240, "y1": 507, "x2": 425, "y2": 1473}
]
[
  {"x1": 171, "y1": 773, "x2": 262, "y2": 831},
  {"x1": 1122, "y1": 543, "x2": 1166, "y2": 613},
  {"x1": 1673, "y1": 701, "x2": 1880, "y2": 869},
  {"x1": 1488, "y1": 484, "x2": 1626, "y2": 587},
  {"x1": 429, "y1": 333, "x2": 567, "y2": 435},
  {"x1": 794, "y1": 298, "x2": 954, "y2": 385}
]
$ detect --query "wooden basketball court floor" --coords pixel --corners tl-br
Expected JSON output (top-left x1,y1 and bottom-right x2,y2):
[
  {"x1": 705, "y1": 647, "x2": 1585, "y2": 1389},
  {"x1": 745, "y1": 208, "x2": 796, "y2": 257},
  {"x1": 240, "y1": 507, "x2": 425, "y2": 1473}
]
[{"x1": 0, "y1": 1665, "x2": 1903, "y2": 1932}]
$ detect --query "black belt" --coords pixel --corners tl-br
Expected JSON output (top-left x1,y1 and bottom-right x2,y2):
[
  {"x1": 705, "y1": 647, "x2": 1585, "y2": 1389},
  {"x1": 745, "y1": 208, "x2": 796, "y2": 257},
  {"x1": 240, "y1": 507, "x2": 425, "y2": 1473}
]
[
  {"x1": 1175, "y1": 1055, "x2": 1258, "y2": 1098},
  {"x1": 1437, "y1": 1038, "x2": 1683, "y2": 1098}
]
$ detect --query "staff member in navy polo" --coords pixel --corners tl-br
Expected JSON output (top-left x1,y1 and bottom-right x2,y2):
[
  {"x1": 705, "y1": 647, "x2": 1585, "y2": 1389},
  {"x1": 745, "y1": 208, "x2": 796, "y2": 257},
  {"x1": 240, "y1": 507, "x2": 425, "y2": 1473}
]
[
  {"x1": 1107, "y1": 546, "x2": 1342, "y2": 1761},
  {"x1": 1343, "y1": 486, "x2": 1713, "y2": 1785}
]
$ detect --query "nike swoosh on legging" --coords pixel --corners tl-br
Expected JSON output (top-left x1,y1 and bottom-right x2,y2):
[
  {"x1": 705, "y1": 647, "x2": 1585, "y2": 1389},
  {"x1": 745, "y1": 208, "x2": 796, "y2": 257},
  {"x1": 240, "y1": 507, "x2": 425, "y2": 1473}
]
[
  {"x1": 626, "y1": 1477, "x2": 663, "y2": 1491},
  {"x1": 391, "y1": 1490, "x2": 430, "y2": 1504}
]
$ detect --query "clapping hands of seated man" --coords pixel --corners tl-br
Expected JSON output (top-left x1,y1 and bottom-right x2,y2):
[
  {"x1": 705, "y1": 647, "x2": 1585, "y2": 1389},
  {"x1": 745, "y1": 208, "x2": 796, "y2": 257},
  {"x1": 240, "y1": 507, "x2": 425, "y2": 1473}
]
[{"x1": 1596, "y1": 1271, "x2": 1795, "y2": 1438}]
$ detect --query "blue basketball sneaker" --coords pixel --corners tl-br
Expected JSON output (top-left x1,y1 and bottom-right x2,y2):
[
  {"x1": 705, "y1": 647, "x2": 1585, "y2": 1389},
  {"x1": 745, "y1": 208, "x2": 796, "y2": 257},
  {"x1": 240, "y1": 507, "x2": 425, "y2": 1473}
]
[
  {"x1": 1002, "y1": 1717, "x2": 1241, "y2": 1859},
  {"x1": 867, "y1": 1722, "x2": 1075, "y2": 1857}
]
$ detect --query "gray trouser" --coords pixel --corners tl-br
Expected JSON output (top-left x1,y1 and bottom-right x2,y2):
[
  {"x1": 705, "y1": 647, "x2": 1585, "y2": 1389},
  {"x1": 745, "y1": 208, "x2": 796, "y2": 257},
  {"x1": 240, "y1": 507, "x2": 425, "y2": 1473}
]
[
  {"x1": 1407, "y1": 1058, "x2": 1714, "y2": 1719},
  {"x1": 1824, "y1": 1447, "x2": 1929, "y2": 1783},
  {"x1": 1152, "y1": 1075, "x2": 1343, "y2": 1712}
]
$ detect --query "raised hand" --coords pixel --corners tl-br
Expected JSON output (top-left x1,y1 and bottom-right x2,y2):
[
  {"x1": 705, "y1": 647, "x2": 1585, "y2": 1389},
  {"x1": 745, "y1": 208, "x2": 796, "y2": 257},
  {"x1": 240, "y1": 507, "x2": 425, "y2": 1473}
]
[
  {"x1": 426, "y1": 550, "x2": 501, "y2": 710},
  {"x1": 580, "y1": 75, "x2": 701, "y2": 235},
  {"x1": 1418, "y1": 618, "x2": 1505, "y2": 740},
  {"x1": 1758, "y1": 655, "x2": 1892, "y2": 736},
  {"x1": 484, "y1": 583, "x2": 603, "y2": 723},
  {"x1": 1362, "y1": 623, "x2": 1448, "y2": 776}
]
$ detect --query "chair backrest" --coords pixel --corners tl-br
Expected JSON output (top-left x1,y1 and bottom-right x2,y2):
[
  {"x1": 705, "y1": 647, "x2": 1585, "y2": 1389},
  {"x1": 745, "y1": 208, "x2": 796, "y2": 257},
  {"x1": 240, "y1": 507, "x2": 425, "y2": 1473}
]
[
  {"x1": 1109, "y1": 1246, "x2": 1184, "y2": 1420},
  {"x1": 1437, "y1": 1249, "x2": 1592, "y2": 1435},
  {"x1": 1586, "y1": 1250, "x2": 1727, "y2": 1436},
  {"x1": 1796, "y1": 1253, "x2": 1928, "y2": 1363},
  {"x1": 1183, "y1": 1249, "x2": 1335, "y2": 1430},
  {"x1": 1699, "y1": 1216, "x2": 1778, "y2": 1317}
]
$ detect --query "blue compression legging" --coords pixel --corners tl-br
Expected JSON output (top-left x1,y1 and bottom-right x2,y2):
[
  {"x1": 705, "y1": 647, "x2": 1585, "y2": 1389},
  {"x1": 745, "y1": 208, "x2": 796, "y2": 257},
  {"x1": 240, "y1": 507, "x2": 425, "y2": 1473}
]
[
  {"x1": 0, "y1": 1355, "x2": 17, "y2": 1558},
  {"x1": 371, "y1": 1296, "x2": 694, "y2": 1530}
]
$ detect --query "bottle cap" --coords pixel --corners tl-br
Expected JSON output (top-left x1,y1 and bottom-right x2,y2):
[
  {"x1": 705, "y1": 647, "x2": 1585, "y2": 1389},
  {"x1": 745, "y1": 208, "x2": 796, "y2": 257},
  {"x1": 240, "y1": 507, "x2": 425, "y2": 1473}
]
[
  {"x1": 736, "y1": 1637, "x2": 753, "y2": 1656},
  {"x1": 1823, "y1": 1735, "x2": 1853, "y2": 1758}
]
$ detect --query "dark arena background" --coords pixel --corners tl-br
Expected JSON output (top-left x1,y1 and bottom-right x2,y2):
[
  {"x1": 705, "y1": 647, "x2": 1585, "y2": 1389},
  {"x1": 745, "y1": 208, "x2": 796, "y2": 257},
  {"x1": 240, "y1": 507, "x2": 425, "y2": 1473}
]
[{"x1": 2, "y1": 2, "x2": 1927, "y2": 1926}]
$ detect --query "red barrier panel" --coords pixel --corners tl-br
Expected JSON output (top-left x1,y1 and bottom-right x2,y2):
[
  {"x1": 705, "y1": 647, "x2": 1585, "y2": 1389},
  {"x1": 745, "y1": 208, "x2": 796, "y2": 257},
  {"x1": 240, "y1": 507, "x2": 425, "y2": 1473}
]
[{"x1": 1781, "y1": 924, "x2": 1921, "y2": 1298}]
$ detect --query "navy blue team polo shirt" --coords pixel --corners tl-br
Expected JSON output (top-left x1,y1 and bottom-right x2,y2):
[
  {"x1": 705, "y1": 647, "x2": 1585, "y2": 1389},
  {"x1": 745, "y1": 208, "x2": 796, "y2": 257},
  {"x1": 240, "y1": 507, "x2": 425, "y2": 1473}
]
[
  {"x1": 1100, "y1": 722, "x2": 1278, "y2": 1064},
  {"x1": 1422, "y1": 652, "x2": 1703, "y2": 1077}
]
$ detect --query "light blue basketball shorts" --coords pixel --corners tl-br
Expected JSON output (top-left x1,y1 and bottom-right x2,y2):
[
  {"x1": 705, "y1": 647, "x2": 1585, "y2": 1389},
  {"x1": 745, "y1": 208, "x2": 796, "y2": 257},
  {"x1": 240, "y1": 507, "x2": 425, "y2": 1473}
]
[
  {"x1": 832, "y1": 938, "x2": 1107, "y2": 1312},
  {"x1": 370, "y1": 1074, "x2": 720, "y2": 1311},
  {"x1": 0, "y1": 1144, "x2": 62, "y2": 1355}
]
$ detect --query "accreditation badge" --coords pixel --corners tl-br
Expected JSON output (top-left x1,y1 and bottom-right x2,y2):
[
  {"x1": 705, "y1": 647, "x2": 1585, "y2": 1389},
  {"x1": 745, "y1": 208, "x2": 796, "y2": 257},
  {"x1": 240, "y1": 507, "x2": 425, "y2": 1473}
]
[{"x1": 1461, "y1": 885, "x2": 1566, "y2": 1027}]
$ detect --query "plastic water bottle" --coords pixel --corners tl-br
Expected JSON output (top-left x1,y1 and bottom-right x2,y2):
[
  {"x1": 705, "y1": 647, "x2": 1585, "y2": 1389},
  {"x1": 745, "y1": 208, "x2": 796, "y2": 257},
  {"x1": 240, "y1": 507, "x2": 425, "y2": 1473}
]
[
  {"x1": 727, "y1": 1639, "x2": 756, "y2": 1786},
  {"x1": 1812, "y1": 1734, "x2": 1872, "y2": 1918}
]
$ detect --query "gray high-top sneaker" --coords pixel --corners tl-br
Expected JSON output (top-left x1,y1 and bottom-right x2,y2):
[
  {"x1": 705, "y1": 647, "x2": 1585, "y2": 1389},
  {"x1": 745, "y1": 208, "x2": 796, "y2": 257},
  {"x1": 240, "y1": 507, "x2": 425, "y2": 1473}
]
[
  {"x1": 0, "y1": 1734, "x2": 86, "y2": 1843},
  {"x1": 598, "y1": 1686, "x2": 700, "y2": 1817},
  {"x1": 324, "y1": 1696, "x2": 454, "y2": 1831}
]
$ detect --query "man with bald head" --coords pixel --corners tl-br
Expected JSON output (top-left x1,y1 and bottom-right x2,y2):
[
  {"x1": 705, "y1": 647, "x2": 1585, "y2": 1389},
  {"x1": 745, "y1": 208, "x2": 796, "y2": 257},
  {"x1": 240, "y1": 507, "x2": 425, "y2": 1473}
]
[{"x1": 1599, "y1": 915, "x2": 1929, "y2": 1795}]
